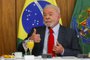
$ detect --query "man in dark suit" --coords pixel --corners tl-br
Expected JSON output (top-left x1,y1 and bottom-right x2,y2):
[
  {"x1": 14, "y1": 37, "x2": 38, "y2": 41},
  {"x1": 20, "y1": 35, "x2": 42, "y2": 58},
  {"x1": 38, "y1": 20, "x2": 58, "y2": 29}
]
[{"x1": 17, "y1": 4, "x2": 82, "y2": 57}]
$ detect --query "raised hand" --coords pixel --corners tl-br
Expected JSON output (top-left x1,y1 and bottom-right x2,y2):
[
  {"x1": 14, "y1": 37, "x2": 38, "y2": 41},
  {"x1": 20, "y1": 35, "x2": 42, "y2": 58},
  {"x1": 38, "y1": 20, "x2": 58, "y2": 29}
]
[
  {"x1": 53, "y1": 41, "x2": 64, "y2": 54},
  {"x1": 30, "y1": 28, "x2": 41, "y2": 43}
]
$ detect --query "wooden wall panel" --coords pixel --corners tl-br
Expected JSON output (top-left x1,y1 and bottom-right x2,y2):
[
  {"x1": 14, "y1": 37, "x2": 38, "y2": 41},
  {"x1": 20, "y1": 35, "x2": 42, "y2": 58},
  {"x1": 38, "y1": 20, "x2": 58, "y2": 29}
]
[
  {"x1": 56, "y1": 0, "x2": 75, "y2": 27},
  {"x1": 0, "y1": 0, "x2": 3, "y2": 55},
  {"x1": 67, "y1": 0, "x2": 76, "y2": 27},
  {"x1": 0, "y1": 0, "x2": 16, "y2": 55},
  {"x1": 56, "y1": 0, "x2": 68, "y2": 27}
]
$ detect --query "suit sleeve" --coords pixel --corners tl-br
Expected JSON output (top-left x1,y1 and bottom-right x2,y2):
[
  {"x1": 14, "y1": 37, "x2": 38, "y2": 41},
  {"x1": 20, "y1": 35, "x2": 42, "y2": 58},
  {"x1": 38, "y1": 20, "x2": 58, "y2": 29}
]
[
  {"x1": 64, "y1": 30, "x2": 82, "y2": 56},
  {"x1": 63, "y1": 29, "x2": 82, "y2": 56}
]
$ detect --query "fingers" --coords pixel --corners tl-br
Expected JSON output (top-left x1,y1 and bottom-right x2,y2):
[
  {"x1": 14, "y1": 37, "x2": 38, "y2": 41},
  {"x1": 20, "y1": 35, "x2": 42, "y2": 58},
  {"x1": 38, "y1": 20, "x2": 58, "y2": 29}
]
[
  {"x1": 56, "y1": 41, "x2": 63, "y2": 48},
  {"x1": 34, "y1": 34, "x2": 41, "y2": 43},
  {"x1": 31, "y1": 28, "x2": 41, "y2": 43},
  {"x1": 53, "y1": 41, "x2": 64, "y2": 54},
  {"x1": 56, "y1": 41, "x2": 60, "y2": 46},
  {"x1": 33, "y1": 28, "x2": 37, "y2": 35}
]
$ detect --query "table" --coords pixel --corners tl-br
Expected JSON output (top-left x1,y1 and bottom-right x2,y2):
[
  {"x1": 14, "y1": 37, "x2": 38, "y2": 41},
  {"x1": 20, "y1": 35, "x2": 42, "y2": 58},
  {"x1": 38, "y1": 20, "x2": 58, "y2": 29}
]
[{"x1": 0, "y1": 56, "x2": 90, "y2": 60}]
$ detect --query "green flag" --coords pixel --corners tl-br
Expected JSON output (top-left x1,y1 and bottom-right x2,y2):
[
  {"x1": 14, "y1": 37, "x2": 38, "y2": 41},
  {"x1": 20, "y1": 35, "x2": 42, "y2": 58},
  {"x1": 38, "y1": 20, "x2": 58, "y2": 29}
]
[{"x1": 70, "y1": 0, "x2": 90, "y2": 54}]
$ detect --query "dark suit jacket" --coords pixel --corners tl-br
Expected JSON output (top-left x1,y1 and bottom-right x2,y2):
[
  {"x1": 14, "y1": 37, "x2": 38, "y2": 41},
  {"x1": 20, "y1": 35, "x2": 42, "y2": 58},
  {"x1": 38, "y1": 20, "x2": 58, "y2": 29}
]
[{"x1": 17, "y1": 25, "x2": 82, "y2": 56}]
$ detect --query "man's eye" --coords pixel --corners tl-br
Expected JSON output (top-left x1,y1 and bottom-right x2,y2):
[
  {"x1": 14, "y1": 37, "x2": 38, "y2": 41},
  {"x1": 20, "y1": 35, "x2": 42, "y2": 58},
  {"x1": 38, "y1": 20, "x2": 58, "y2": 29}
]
[
  {"x1": 49, "y1": 14, "x2": 52, "y2": 16},
  {"x1": 43, "y1": 14, "x2": 46, "y2": 16}
]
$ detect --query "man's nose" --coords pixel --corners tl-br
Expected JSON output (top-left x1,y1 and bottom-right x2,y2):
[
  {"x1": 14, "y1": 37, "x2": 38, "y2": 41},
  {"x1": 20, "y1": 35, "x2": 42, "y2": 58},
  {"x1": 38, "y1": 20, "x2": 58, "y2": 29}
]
[{"x1": 46, "y1": 15, "x2": 50, "y2": 19}]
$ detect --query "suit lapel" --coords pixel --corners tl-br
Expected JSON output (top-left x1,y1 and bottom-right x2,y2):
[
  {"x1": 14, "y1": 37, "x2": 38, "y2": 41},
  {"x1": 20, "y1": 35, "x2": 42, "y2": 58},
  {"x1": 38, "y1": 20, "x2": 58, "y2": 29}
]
[
  {"x1": 57, "y1": 26, "x2": 65, "y2": 44},
  {"x1": 40, "y1": 26, "x2": 46, "y2": 51}
]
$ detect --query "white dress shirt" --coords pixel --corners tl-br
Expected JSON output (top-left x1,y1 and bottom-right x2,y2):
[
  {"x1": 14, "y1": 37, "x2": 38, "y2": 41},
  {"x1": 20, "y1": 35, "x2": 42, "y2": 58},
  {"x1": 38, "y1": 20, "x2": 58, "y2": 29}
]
[{"x1": 43, "y1": 23, "x2": 60, "y2": 54}]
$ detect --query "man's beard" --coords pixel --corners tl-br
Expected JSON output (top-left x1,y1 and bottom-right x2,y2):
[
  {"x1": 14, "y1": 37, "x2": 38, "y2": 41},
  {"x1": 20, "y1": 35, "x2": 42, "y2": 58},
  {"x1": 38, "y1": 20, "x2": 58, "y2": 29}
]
[{"x1": 43, "y1": 22, "x2": 53, "y2": 28}]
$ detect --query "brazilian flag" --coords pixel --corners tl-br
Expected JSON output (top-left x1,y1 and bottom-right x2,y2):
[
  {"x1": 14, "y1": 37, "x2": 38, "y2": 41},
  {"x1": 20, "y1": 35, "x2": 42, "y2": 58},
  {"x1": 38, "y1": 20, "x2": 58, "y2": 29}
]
[
  {"x1": 17, "y1": 0, "x2": 62, "y2": 47},
  {"x1": 70, "y1": 0, "x2": 90, "y2": 54}
]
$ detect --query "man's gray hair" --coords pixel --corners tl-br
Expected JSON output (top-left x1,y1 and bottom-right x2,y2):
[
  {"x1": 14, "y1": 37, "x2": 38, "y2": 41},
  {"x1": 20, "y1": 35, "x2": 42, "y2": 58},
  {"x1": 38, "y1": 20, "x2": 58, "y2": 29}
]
[{"x1": 44, "y1": 4, "x2": 60, "y2": 14}]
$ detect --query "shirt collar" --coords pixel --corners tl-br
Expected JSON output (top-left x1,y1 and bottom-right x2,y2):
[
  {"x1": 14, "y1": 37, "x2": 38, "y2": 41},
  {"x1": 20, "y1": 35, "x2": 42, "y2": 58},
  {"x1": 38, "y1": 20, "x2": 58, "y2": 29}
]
[
  {"x1": 46, "y1": 23, "x2": 60, "y2": 34},
  {"x1": 53, "y1": 23, "x2": 60, "y2": 34}
]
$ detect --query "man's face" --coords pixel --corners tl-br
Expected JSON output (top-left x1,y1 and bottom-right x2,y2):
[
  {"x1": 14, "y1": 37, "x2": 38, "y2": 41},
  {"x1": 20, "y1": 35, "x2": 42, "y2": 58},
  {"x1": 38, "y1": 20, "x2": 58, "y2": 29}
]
[{"x1": 43, "y1": 7, "x2": 60, "y2": 28}]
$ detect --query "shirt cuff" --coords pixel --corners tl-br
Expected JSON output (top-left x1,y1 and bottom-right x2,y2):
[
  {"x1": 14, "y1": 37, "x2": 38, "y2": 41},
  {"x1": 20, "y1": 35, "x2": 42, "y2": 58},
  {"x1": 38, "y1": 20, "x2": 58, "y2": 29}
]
[{"x1": 61, "y1": 49, "x2": 64, "y2": 55}]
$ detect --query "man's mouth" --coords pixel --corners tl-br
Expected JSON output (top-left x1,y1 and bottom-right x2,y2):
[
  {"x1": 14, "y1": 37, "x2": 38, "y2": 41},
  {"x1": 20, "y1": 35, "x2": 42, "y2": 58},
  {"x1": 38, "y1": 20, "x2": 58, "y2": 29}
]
[{"x1": 45, "y1": 21, "x2": 51, "y2": 23}]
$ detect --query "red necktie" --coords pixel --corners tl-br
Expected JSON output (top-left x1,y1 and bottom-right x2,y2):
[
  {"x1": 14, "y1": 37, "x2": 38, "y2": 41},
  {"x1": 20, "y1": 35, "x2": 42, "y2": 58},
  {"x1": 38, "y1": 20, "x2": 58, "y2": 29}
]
[{"x1": 48, "y1": 28, "x2": 55, "y2": 57}]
